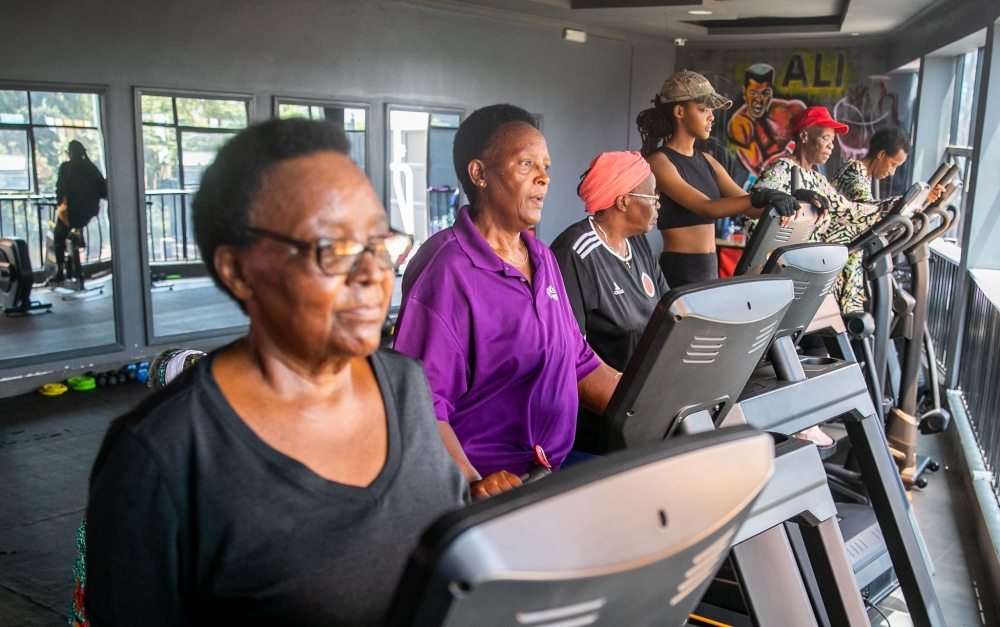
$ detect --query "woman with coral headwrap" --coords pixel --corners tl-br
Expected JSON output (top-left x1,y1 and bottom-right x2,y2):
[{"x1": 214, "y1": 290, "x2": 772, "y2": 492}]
[{"x1": 551, "y1": 152, "x2": 670, "y2": 453}]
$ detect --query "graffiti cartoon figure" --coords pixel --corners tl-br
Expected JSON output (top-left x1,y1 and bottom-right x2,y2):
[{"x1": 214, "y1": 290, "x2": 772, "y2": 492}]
[{"x1": 728, "y1": 63, "x2": 807, "y2": 178}]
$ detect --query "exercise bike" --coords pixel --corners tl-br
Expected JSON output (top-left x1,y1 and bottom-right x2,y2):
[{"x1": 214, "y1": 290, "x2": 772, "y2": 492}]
[
  {"x1": 42, "y1": 200, "x2": 105, "y2": 299},
  {"x1": 0, "y1": 237, "x2": 52, "y2": 316}
]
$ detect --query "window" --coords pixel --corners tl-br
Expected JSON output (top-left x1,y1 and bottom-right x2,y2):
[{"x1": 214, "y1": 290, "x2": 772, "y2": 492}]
[
  {"x1": 0, "y1": 88, "x2": 108, "y2": 269},
  {"x1": 942, "y1": 48, "x2": 984, "y2": 242},
  {"x1": 138, "y1": 91, "x2": 251, "y2": 339},
  {"x1": 387, "y1": 107, "x2": 461, "y2": 242},
  {"x1": 275, "y1": 100, "x2": 367, "y2": 172},
  {"x1": 0, "y1": 89, "x2": 105, "y2": 193},
  {"x1": 139, "y1": 93, "x2": 248, "y2": 263}
]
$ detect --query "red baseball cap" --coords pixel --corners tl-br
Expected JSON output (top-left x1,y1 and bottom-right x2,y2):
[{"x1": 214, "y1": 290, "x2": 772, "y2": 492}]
[{"x1": 791, "y1": 106, "x2": 849, "y2": 135}]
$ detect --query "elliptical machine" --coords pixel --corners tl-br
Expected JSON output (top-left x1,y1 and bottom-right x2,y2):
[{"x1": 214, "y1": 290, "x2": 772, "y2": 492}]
[{"x1": 842, "y1": 163, "x2": 962, "y2": 489}]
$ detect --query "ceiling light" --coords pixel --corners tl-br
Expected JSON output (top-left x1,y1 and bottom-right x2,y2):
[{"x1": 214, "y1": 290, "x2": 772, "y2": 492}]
[
  {"x1": 563, "y1": 28, "x2": 587, "y2": 43},
  {"x1": 688, "y1": 9, "x2": 713, "y2": 15},
  {"x1": 851, "y1": 32, "x2": 859, "y2": 36}
]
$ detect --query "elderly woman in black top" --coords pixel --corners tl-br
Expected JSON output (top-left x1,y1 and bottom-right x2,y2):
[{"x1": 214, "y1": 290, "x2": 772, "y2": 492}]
[
  {"x1": 551, "y1": 151, "x2": 668, "y2": 452},
  {"x1": 85, "y1": 119, "x2": 467, "y2": 626},
  {"x1": 552, "y1": 151, "x2": 668, "y2": 371}
]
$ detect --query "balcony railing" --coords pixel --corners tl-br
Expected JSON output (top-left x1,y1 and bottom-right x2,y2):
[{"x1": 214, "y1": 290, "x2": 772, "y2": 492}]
[
  {"x1": 145, "y1": 189, "x2": 199, "y2": 264},
  {"x1": 927, "y1": 241, "x2": 963, "y2": 374},
  {"x1": 954, "y1": 270, "x2": 1000, "y2": 498},
  {"x1": 0, "y1": 194, "x2": 112, "y2": 272}
]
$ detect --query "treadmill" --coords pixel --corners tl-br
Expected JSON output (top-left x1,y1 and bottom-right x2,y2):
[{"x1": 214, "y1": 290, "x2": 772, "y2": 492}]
[
  {"x1": 599, "y1": 276, "x2": 868, "y2": 627},
  {"x1": 385, "y1": 425, "x2": 775, "y2": 627},
  {"x1": 722, "y1": 204, "x2": 947, "y2": 627}
]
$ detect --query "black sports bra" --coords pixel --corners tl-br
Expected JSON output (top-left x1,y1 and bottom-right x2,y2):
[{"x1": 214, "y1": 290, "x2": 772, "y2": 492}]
[{"x1": 656, "y1": 146, "x2": 720, "y2": 230}]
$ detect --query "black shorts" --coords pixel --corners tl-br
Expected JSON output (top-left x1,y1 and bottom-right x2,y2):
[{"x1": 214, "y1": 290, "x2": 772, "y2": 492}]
[{"x1": 659, "y1": 251, "x2": 718, "y2": 288}]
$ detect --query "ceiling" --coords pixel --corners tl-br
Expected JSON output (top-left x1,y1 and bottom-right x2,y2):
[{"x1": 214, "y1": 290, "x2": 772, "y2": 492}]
[{"x1": 401, "y1": 0, "x2": 944, "y2": 43}]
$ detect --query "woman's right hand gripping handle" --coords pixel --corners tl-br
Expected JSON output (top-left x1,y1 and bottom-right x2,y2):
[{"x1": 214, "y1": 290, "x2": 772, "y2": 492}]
[{"x1": 437, "y1": 421, "x2": 523, "y2": 500}]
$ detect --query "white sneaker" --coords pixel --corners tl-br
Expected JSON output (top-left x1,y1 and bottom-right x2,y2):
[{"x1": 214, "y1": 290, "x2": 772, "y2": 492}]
[{"x1": 794, "y1": 425, "x2": 834, "y2": 448}]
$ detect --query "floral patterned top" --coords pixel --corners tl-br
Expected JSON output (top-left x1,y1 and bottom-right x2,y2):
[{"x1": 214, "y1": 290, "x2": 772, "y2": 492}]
[
  {"x1": 831, "y1": 159, "x2": 879, "y2": 203},
  {"x1": 751, "y1": 158, "x2": 894, "y2": 313}
]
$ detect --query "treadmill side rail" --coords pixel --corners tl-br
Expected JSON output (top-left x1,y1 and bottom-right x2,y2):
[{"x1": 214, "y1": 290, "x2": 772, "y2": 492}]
[
  {"x1": 735, "y1": 438, "x2": 836, "y2": 544},
  {"x1": 727, "y1": 361, "x2": 876, "y2": 435},
  {"x1": 845, "y1": 415, "x2": 947, "y2": 627}
]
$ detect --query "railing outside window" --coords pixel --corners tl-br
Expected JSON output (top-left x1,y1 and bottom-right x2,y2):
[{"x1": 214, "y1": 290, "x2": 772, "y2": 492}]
[
  {"x1": 953, "y1": 272, "x2": 1000, "y2": 498},
  {"x1": 0, "y1": 193, "x2": 111, "y2": 271},
  {"x1": 927, "y1": 243, "x2": 962, "y2": 374},
  {"x1": 145, "y1": 190, "x2": 198, "y2": 263}
]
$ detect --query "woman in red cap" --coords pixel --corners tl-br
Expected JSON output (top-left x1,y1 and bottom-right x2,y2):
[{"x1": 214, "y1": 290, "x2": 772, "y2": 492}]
[
  {"x1": 551, "y1": 152, "x2": 669, "y2": 452},
  {"x1": 754, "y1": 106, "x2": 903, "y2": 315},
  {"x1": 637, "y1": 71, "x2": 828, "y2": 288}
]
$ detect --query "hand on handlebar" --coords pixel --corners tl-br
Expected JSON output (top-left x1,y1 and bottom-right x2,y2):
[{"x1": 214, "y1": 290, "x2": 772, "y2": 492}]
[
  {"x1": 926, "y1": 184, "x2": 947, "y2": 205},
  {"x1": 792, "y1": 189, "x2": 829, "y2": 224},
  {"x1": 749, "y1": 188, "x2": 800, "y2": 222},
  {"x1": 471, "y1": 470, "x2": 522, "y2": 500}
]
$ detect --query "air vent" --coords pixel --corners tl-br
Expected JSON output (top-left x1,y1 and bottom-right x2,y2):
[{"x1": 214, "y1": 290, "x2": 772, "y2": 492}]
[
  {"x1": 685, "y1": 335, "x2": 726, "y2": 364},
  {"x1": 774, "y1": 226, "x2": 793, "y2": 243},
  {"x1": 820, "y1": 275, "x2": 837, "y2": 296},
  {"x1": 749, "y1": 320, "x2": 778, "y2": 353},
  {"x1": 792, "y1": 279, "x2": 809, "y2": 299},
  {"x1": 670, "y1": 526, "x2": 736, "y2": 606},
  {"x1": 516, "y1": 597, "x2": 606, "y2": 626}
]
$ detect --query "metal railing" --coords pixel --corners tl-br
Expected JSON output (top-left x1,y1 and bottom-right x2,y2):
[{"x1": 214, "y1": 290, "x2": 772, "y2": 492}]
[
  {"x1": 0, "y1": 194, "x2": 112, "y2": 271},
  {"x1": 145, "y1": 189, "x2": 199, "y2": 263},
  {"x1": 955, "y1": 272, "x2": 1000, "y2": 497},
  {"x1": 927, "y1": 242, "x2": 962, "y2": 373}
]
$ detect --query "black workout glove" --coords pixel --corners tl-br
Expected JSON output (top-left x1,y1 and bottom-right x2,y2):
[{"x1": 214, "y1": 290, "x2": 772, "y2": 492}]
[
  {"x1": 749, "y1": 188, "x2": 799, "y2": 217},
  {"x1": 793, "y1": 189, "x2": 830, "y2": 216}
]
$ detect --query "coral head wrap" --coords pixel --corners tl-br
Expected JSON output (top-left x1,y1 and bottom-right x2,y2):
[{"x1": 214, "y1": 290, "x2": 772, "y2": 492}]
[{"x1": 577, "y1": 151, "x2": 652, "y2": 214}]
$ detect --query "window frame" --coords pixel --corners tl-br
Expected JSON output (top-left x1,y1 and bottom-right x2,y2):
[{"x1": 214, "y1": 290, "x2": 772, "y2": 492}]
[
  {"x1": 0, "y1": 80, "x2": 122, "y2": 369},
  {"x1": 271, "y1": 96, "x2": 371, "y2": 177},
  {"x1": 383, "y1": 103, "x2": 465, "y2": 241},
  {"x1": 0, "y1": 86, "x2": 106, "y2": 194},
  {"x1": 942, "y1": 46, "x2": 985, "y2": 242},
  {"x1": 132, "y1": 87, "x2": 256, "y2": 345}
]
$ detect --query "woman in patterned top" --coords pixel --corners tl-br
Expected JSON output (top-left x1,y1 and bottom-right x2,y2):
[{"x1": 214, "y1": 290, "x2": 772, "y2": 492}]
[
  {"x1": 753, "y1": 107, "x2": 892, "y2": 314},
  {"x1": 831, "y1": 127, "x2": 944, "y2": 211}
]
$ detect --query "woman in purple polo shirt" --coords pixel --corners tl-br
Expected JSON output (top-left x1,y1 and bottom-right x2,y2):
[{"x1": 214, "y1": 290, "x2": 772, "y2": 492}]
[{"x1": 393, "y1": 104, "x2": 621, "y2": 500}]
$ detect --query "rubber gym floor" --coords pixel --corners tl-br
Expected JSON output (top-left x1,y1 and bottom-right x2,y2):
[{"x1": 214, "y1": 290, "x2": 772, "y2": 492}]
[{"x1": 0, "y1": 383, "x2": 996, "y2": 626}]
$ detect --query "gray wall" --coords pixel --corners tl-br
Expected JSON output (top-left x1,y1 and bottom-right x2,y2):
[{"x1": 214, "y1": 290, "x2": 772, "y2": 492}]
[{"x1": 0, "y1": 0, "x2": 675, "y2": 396}]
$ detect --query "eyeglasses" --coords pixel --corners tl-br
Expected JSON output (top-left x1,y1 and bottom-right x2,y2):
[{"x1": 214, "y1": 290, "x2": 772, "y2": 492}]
[
  {"x1": 248, "y1": 227, "x2": 413, "y2": 276},
  {"x1": 627, "y1": 193, "x2": 661, "y2": 206}
]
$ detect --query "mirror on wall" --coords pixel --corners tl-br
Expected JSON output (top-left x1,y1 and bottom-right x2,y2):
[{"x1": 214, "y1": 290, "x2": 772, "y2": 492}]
[
  {"x1": 275, "y1": 99, "x2": 368, "y2": 173},
  {"x1": 0, "y1": 88, "x2": 116, "y2": 363},
  {"x1": 138, "y1": 92, "x2": 250, "y2": 338},
  {"x1": 386, "y1": 107, "x2": 461, "y2": 245}
]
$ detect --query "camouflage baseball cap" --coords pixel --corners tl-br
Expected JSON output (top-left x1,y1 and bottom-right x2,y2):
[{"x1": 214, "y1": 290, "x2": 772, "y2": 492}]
[{"x1": 658, "y1": 70, "x2": 732, "y2": 110}]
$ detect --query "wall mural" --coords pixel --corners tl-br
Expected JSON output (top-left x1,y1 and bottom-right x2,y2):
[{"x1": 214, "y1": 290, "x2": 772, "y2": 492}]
[{"x1": 678, "y1": 47, "x2": 917, "y2": 196}]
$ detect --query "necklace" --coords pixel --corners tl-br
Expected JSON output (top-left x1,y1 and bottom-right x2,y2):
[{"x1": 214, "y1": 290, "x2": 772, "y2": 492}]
[
  {"x1": 490, "y1": 237, "x2": 528, "y2": 266},
  {"x1": 595, "y1": 221, "x2": 630, "y2": 268}
]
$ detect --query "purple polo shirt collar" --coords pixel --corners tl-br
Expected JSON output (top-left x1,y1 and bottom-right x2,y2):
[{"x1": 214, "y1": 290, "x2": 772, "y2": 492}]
[
  {"x1": 393, "y1": 206, "x2": 601, "y2": 477},
  {"x1": 452, "y1": 205, "x2": 543, "y2": 277}
]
